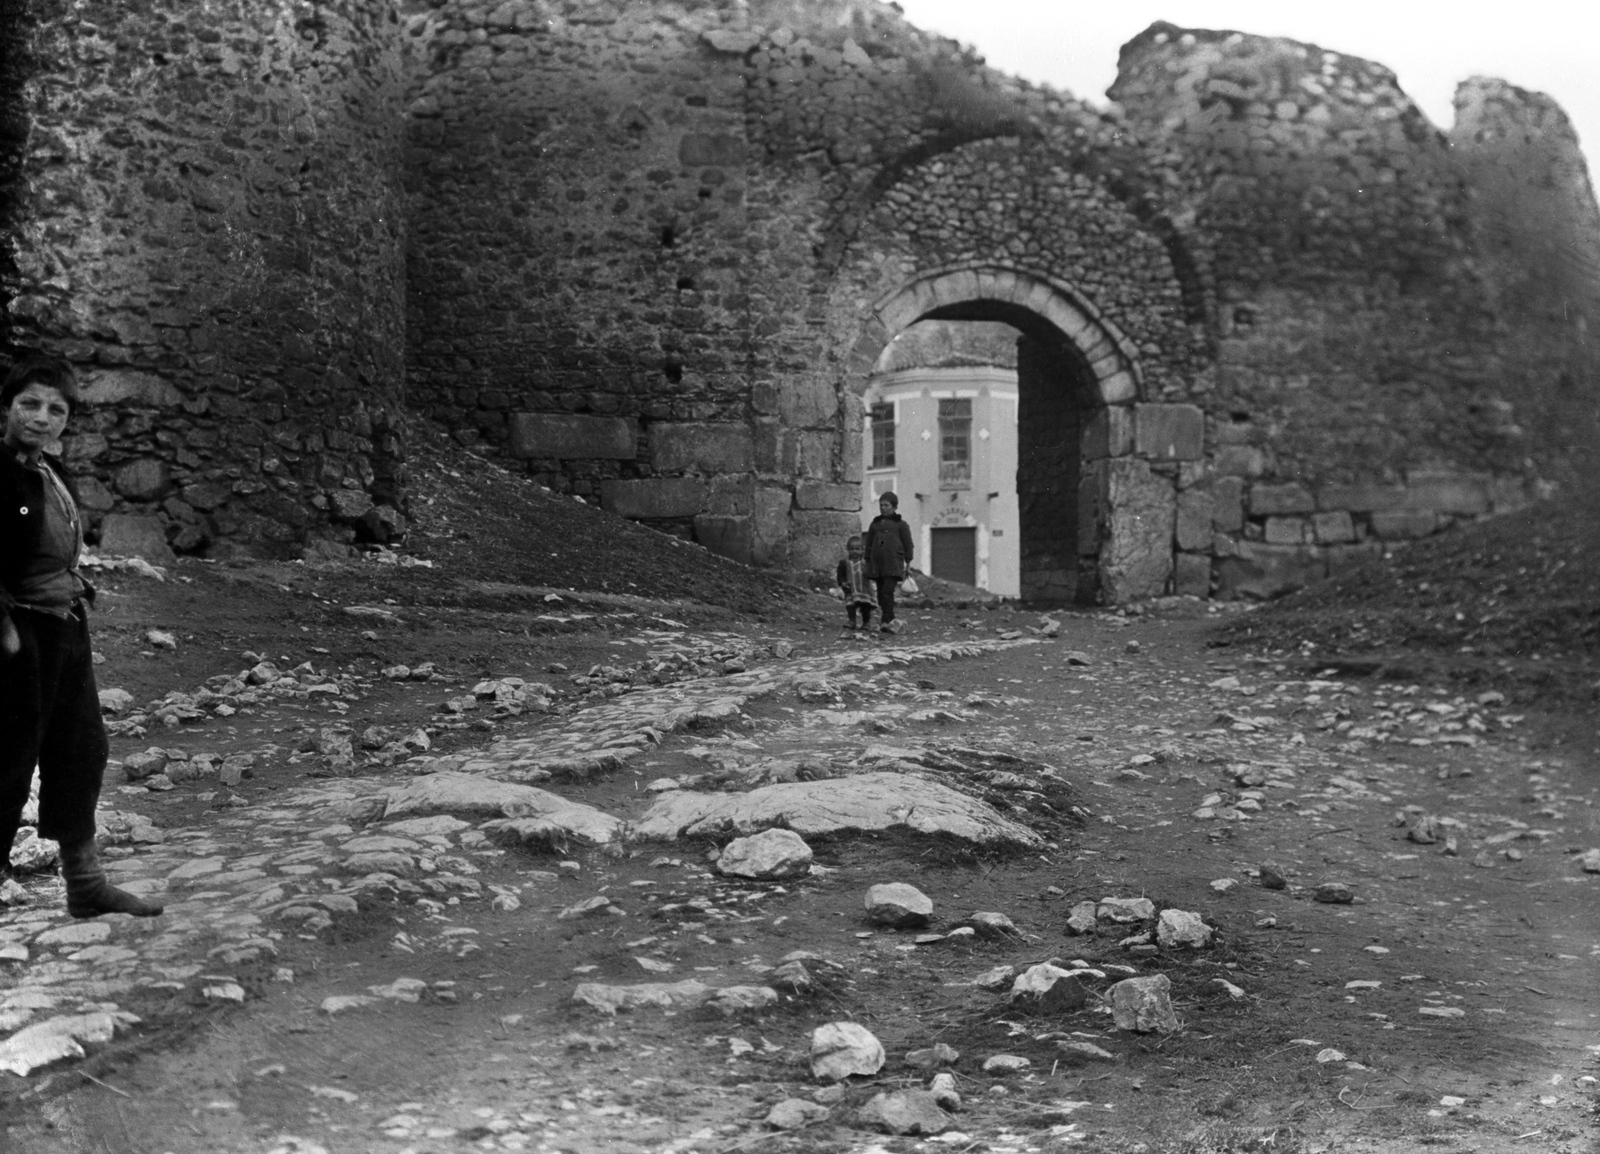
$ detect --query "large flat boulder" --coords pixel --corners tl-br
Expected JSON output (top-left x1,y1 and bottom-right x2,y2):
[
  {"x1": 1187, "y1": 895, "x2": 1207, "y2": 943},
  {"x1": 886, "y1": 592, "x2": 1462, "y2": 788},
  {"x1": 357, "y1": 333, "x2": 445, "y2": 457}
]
[
  {"x1": 629, "y1": 772, "x2": 1042, "y2": 847},
  {"x1": 379, "y1": 772, "x2": 622, "y2": 845}
]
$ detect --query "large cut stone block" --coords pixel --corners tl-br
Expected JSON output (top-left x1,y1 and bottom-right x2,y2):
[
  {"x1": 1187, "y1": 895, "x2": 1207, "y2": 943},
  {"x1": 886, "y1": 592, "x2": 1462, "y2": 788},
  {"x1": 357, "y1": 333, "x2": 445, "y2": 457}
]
[
  {"x1": 1173, "y1": 552, "x2": 1211, "y2": 597},
  {"x1": 1369, "y1": 509, "x2": 1438, "y2": 539},
  {"x1": 97, "y1": 514, "x2": 176, "y2": 563},
  {"x1": 795, "y1": 481, "x2": 859, "y2": 511},
  {"x1": 1082, "y1": 407, "x2": 1133, "y2": 460},
  {"x1": 693, "y1": 515, "x2": 753, "y2": 565},
  {"x1": 1316, "y1": 483, "x2": 1405, "y2": 512},
  {"x1": 1264, "y1": 516, "x2": 1308, "y2": 545},
  {"x1": 1133, "y1": 404, "x2": 1204, "y2": 461},
  {"x1": 708, "y1": 474, "x2": 754, "y2": 516},
  {"x1": 508, "y1": 413, "x2": 635, "y2": 460},
  {"x1": 1248, "y1": 482, "x2": 1315, "y2": 516},
  {"x1": 1175, "y1": 490, "x2": 1214, "y2": 551},
  {"x1": 1100, "y1": 459, "x2": 1175, "y2": 602},
  {"x1": 650, "y1": 423, "x2": 753, "y2": 474},
  {"x1": 751, "y1": 488, "x2": 792, "y2": 546},
  {"x1": 1311, "y1": 510, "x2": 1356, "y2": 544},
  {"x1": 1210, "y1": 476, "x2": 1244, "y2": 531},
  {"x1": 1213, "y1": 542, "x2": 1326, "y2": 600},
  {"x1": 1403, "y1": 474, "x2": 1490, "y2": 516},
  {"x1": 600, "y1": 478, "x2": 706, "y2": 520},
  {"x1": 779, "y1": 378, "x2": 839, "y2": 428},
  {"x1": 782, "y1": 430, "x2": 835, "y2": 479},
  {"x1": 1213, "y1": 445, "x2": 1265, "y2": 477}
]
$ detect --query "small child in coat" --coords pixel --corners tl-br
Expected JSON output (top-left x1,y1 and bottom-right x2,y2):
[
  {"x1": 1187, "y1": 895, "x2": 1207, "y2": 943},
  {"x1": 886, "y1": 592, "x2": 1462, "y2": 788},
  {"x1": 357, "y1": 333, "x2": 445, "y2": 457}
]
[{"x1": 835, "y1": 535, "x2": 877, "y2": 632}]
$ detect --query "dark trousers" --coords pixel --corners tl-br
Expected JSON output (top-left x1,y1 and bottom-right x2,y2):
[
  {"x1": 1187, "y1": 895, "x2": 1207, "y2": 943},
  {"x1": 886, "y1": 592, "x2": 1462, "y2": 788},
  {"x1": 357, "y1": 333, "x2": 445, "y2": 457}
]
[
  {"x1": 846, "y1": 601, "x2": 874, "y2": 628},
  {"x1": 0, "y1": 608, "x2": 107, "y2": 849},
  {"x1": 876, "y1": 577, "x2": 900, "y2": 625}
]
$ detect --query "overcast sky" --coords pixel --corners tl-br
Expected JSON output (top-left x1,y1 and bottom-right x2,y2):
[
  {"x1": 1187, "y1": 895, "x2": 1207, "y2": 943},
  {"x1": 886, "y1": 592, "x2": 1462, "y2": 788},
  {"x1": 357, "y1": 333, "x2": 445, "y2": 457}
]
[{"x1": 893, "y1": 1, "x2": 1599, "y2": 173}]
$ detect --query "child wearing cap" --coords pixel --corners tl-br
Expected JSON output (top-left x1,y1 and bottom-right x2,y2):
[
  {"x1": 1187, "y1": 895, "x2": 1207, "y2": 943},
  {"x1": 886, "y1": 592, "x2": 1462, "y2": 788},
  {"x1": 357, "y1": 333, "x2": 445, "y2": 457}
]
[{"x1": 863, "y1": 491, "x2": 914, "y2": 634}]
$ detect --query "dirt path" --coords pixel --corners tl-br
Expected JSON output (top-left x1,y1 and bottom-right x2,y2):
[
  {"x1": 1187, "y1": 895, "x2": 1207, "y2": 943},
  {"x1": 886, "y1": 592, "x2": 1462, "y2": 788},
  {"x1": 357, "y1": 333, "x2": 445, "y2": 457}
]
[{"x1": 1, "y1": 569, "x2": 1597, "y2": 1154}]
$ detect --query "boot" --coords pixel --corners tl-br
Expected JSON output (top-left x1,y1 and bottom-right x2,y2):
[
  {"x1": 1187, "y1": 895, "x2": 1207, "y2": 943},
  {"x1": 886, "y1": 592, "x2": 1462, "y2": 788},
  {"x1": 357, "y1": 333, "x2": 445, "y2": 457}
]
[
  {"x1": 0, "y1": 807, "x2": 19, "y2": 884},
  {"x1": 60, "y1": 838, "x2": 163, "y2": 918}
]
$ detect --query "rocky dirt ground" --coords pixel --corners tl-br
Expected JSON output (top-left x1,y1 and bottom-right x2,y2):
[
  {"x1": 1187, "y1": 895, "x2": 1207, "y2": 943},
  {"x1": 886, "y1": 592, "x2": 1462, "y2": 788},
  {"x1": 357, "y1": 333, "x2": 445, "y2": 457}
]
[{"x1": 0, "y1": 443, "x2": 1597, "y2": 1154}]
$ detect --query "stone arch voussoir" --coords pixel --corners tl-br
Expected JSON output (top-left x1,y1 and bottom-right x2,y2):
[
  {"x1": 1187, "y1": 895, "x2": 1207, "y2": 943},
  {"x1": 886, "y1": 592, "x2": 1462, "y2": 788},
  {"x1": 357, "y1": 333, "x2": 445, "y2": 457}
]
[{"x1": 870, "y1": 263, "x2": 1146, "y2": 405}]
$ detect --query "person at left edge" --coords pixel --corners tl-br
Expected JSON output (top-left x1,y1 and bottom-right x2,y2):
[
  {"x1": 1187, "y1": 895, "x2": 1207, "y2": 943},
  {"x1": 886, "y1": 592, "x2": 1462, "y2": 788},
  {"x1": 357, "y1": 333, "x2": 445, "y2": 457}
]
[{"x1": 0, "y1": 354, "x2": 163, "y2": 918}]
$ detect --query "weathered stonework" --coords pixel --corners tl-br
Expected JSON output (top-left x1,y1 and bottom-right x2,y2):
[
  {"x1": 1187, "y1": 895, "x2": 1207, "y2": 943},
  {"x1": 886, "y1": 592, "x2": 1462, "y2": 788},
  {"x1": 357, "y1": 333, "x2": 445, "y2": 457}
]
[
  {"x1": 2, "y1": 0, "x2": 408, "y2": 558},
  {"x1": 0, "y1": 3, "x2": 1593, "y2": 596}
]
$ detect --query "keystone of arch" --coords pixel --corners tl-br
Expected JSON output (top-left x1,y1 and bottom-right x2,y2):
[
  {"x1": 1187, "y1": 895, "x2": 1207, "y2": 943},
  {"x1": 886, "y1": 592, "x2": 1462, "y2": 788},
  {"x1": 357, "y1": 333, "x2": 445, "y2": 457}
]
[{"x1": 870, "y1": 264, "x2": 1145, "y2": 405}]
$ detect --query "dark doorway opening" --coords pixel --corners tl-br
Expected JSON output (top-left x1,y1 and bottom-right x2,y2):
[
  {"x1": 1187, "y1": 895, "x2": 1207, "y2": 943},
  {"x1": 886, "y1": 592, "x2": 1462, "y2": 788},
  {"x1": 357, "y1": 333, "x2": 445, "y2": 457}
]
[
  {"x1": 920, "y1": 301, "x2": 1099, "y2": 605},
  {"x1": 930, "y1": 526, "x2": 978, "y2": 586}
]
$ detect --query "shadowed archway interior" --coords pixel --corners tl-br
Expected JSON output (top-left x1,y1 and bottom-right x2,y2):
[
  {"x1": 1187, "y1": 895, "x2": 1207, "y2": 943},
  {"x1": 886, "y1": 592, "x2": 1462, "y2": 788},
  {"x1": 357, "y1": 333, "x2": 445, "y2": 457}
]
[{"x1": 919, "y1": 299, "x2": 1102, "y2": 604}]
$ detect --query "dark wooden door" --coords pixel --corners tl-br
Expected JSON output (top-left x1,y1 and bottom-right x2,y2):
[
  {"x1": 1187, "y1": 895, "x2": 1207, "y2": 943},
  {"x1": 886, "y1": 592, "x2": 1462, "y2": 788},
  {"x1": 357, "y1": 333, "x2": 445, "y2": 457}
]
[{"x1": 930, "y1": 527, "x2": 977, "y2": 586}]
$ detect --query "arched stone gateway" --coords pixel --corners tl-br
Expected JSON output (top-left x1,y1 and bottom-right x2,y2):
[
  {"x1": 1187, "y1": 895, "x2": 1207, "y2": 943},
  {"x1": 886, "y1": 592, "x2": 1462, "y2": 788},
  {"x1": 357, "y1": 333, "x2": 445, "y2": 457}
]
[{"x1": 855, "y1": 266, "x2": 1198, "y2": 605}]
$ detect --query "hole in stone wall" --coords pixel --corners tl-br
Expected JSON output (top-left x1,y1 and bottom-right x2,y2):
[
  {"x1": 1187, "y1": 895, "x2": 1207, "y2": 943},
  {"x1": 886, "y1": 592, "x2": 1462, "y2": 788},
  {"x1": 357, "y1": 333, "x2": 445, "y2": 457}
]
[
  {"x1": 1232, "y1": 305, "x2": 1256, "y2": 326},
  {"x1": 663, "y1": 361, "x2": 683, "y2": 384},
  {"x1": 675, "y1": 276, "x2": 696, "y2": 291},
  {"x1": 659, "y1": 225, "x2": 676, "y2": 249},
  {"x1": 685, "y1": 94, "x2": 707, "y2": 107}
]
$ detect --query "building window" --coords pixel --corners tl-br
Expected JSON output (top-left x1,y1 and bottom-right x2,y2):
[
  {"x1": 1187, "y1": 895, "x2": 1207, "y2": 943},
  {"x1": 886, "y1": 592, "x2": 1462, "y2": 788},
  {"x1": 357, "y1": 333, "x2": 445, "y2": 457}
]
[
  {"x1": 938, "y1": 398, "x2": 971, "y2": 488},
  {"x1": 870, "y1": 403, "x2": 896, "y2": 469}
]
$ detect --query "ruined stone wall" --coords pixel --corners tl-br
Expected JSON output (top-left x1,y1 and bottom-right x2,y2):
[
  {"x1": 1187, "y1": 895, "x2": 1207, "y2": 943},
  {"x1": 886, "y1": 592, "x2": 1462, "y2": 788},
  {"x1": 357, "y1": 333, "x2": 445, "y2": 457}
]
[
  {"x1": 1111, "y1": 23, "x2": 1600, "y2": 598},
  {"x1": 4, "y1": 3, "x2": 1594, "y2": 595},
  {"x1": 401, "y1": 0, "x2": 1204, "y2": 571},
  {"x1": 1, "y1": 0, "x2": 408, "y2": 559}
]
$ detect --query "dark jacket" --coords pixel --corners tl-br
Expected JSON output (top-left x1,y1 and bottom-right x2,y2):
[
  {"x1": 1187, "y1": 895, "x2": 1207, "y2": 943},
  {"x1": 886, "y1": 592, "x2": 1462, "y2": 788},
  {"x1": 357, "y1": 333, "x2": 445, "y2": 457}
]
[
  {"x1": 0, "y1": 449, "x2": 93, "y2": 615},
  {"x1": 864, "y1": 513, "x2": 914, "y2": 580}
]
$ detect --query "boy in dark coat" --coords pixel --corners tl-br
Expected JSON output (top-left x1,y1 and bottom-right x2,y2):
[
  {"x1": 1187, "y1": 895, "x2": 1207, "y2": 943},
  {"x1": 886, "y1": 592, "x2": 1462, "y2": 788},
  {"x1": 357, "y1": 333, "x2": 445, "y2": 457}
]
[
  {"x1": 835, "y1": 535, "x2": 876, "y2": 632},
  {"x1": 864, "y1": 492, "x2": 914, "y2": 634}
]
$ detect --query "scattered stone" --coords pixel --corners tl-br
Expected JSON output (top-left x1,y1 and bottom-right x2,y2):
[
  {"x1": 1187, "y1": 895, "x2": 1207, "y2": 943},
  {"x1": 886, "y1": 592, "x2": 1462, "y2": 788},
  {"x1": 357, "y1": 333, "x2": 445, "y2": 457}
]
[
  {"x1": 571, "y1": 980, "x2": 712, "y2": 1014},
  {"x1": 557, "y1": 896, "x2": 619, "y2": 921},
  {"x1": 1578, "y1": 849, "x2": 1600, "y2": 873},
  {"x1": 766, "y1": 1098, "x2": 830, "y2": 1130},
  {"x1": 930, "y1": 1071, "x2": 962, "y2": 1111},
  {"x1": 1209, "y1": 878, "x2": 1238, "y2": 894},
  {"x1": 385, "y1": 772, "x2": 623, "y2": 846},
  {"x1": 1316, "y1": 1047, "x2": 1346, "y2": 1064},
  {"x1": 963, "y1": 910, "x2": 1020, "y2": 938},
  {"x1": 1064, "y1": 652, "x2": 1092, "y2": 666},
  {"x1": 98, "y1": 688, "x2": 134, "y2": 715},
  {"x1": 1212, "y1": 978, "x2": 1247, "y2": 999},
  {"x1": 811, "y1": 1022, "x2": 886, "y2": 1081},
  {"x1": 1156, "y1": 909, "x2": 1214, "y2": 949},
  {"x1": 982, "y1": 1054, "x2": 1031, "y2": 1074},
  {"x1": 811, "y1": 1085, "x2": 847, "y2": 1106},
  {"x1": 631, "y1": 772, "x2": 1043, "y2": 847},
  {"x1": 1010, "y1": 964, "x2": 1088, "y2": 1013},
  {"x1": 1404, "y1": 810, "x2": 1440, "y2": 845},
  {"x1": 715, "y1": 828, "x2": 813, "y2": 880},
  {"x1": 1097, "y1": 897, "x2": 1155, "y2": 923},
  {"x1": 1313, "y1": 882, "x2": 1355, "y2": 904},
  {"x1": 905, "y1": 1043, "x2": 959, "y2": 1070},
  {"x1": 1418, "y1": 1006, "x2": 1465, "y2": 1019},
  {"x1": 857, "y1": 1090, "x2": 950, "y2": 1135},
  {"x1": 121, "y1": 749, "x2": 169, "y2": 781},
  {"x1": 1108, "y1": 974, "x2": 1179, "y2": 1034},
  {"x1": 1065, "y1": 901, "x2": 1098, "y2": 935},
  {"x1": 0, "y1": 1011, "x2": 137, "y2": 1076},
  {"x1": 973, "y1": 964, "x2": 1017, "y2": 991},
  {"x1": 865, "y1": 882, "x2": 933, "y2": 928},
  {"x1": 1258, "y1": 863, "x2": 1287, "y2": 889},
  {"x1": 144, "y1": 629, "x2": 178, "y2": 650},
  {"x1": 1056, "y1": 1040, "x2": 1117, "y2": 1063},
  {"x1": 707, "y1": 986, "x2": 779, "y2": 1015}
]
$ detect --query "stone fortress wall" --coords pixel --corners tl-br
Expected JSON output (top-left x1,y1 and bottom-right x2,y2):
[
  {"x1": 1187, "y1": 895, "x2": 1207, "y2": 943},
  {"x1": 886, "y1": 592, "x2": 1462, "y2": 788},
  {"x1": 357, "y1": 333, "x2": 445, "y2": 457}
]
[
  {"x1": 0, "y1": 0, "x2": 409, "y2": 560},
  {"x1": 2, "y1": 1, "x2": 1596, "y2": 598}
]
